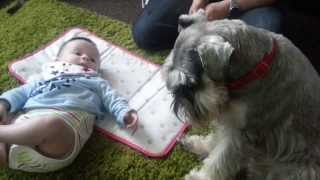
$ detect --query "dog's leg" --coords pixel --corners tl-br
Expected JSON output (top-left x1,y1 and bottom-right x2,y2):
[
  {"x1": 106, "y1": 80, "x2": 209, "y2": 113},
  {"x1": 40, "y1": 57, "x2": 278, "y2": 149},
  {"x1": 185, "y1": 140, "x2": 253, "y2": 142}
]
[
  {"x1": 261, "y1": 164, "x2": 320, "y2": 180},
  {"x1": 185, "y1": 128, "x2": 243, "y2": 180},
  {"x1": 247, "y1": 119, "x2": 320, "y2": 180},
  {"x1": 180, "y1": 133, "x2": 217, "y2": 159}
]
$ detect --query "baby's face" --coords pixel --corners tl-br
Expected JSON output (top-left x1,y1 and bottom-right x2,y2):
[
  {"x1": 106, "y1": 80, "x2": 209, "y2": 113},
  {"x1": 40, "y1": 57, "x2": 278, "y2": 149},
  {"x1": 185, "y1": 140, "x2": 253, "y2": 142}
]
[{"x1": 58, "y1": 39, "x2": 100, "y2": 71}]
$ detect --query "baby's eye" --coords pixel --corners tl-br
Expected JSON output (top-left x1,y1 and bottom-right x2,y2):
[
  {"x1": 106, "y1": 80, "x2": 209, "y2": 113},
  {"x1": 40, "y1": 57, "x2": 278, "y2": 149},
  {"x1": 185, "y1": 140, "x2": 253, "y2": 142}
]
[
  {"x1": 75, "y1": 52, "x2": 81, "y2": 56},
  {"x1": 90, "y1": 58, "x2": 95, "y2": 62}
]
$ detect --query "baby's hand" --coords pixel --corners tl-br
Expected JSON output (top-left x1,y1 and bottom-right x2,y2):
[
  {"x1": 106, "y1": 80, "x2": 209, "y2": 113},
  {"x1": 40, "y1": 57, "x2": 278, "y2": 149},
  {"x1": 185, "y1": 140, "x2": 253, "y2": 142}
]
[
  {"x1": 123, "y1": 110, "x2": 139, "y2": 129},
  {"x1": 0, "y1": 101, "x2": 9, "y2": 125}
]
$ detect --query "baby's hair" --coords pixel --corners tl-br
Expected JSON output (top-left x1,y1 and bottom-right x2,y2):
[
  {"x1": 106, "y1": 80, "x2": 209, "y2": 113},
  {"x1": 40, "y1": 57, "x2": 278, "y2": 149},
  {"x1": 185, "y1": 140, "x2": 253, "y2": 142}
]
[{"x1": 57, "y1": 37, "x2": 97, "y2": 57}]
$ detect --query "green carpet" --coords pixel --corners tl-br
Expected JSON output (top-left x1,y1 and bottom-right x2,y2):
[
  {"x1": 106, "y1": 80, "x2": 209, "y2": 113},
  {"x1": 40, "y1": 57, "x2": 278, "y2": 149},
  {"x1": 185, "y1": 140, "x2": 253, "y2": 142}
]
[{"x1": 0, "y1": 0, "x2": 200, "y2": 179}]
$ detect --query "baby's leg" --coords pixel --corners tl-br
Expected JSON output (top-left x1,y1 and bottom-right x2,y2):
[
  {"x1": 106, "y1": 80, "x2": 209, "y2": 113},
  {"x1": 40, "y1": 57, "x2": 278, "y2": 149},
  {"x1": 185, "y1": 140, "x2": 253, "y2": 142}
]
[
  {"x1": 0, "y1": 120, "x2": 8, "y2": 167},
  {"x1": 0, "y1": 114, "x2": 75, "y2": 159},
  {"x1": 0, "y1": 141, "x2": 7, "y2": 167}
]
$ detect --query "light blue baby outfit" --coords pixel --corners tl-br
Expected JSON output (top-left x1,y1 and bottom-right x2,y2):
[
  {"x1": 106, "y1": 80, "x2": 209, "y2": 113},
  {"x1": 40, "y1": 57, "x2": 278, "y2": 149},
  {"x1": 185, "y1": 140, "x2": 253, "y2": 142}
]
[{"x1": 0, "y1": 62, "x2": 130, "y2": 127}]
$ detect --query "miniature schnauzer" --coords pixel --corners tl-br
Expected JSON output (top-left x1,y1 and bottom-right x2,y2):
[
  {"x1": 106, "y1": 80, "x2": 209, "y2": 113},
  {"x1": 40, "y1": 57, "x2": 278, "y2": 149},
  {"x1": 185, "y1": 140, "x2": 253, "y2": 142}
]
[{"x1": 162, "y1": 11, "x2": 320, "y2": 180}]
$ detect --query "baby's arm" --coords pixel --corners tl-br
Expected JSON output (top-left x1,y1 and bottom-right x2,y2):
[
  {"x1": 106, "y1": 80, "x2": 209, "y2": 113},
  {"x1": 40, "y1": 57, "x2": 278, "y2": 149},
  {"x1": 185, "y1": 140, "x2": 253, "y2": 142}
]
[
  {"x1": 98, "y1": 80, "x2": 138, "y2": 128},
  {"x1": 0, "y1": 82, "x2": 37, "y2": 113}
]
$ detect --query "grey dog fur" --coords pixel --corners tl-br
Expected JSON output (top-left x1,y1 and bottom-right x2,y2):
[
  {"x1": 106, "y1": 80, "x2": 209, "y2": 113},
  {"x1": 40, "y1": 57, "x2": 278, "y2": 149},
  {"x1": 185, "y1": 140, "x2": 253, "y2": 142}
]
[{"x1": 162, "y1": 11, "x2": 320, "y2": 180}]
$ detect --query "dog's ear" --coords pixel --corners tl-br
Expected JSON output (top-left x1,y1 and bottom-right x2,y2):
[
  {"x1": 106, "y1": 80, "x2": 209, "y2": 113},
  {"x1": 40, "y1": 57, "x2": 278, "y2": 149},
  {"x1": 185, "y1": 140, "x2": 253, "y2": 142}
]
[
  {"x1": 196, "y1": 35, "x2": 234, "y2": 80},
  {"x1": 178, "y1": 9, "x2": 207, "y2": 32},
  {"x1": 161, "y1": 51, "x2": 174, "y2": 81},
  {"x1": 166, "y1": 68, "x2": 192, "y2": 90},
  {"x1": 163, "y1": 50, "x2": 198, "y2": 90}
]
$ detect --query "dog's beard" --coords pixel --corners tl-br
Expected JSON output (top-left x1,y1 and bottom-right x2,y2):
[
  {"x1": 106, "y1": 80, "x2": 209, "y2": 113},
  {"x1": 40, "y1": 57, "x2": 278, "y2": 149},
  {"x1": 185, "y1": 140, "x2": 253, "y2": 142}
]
[{"x1": 172, "y1": 75, "x2": 228, "y2": 125}]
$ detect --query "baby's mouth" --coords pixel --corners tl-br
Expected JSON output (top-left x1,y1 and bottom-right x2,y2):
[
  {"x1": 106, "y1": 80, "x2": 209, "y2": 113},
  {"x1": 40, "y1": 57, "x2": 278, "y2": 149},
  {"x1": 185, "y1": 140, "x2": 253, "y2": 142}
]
[{"x1": 82, "y1": 66, "x2": 91, "y2": 72}]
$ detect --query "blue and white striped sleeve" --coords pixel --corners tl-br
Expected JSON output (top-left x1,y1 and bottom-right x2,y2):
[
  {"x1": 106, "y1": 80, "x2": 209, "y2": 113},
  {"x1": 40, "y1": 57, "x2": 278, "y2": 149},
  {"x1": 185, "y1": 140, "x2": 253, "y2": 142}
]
[
  {"x1": 98, "y1": 80, "x2": 130, "y2": 127},
  {"x1": 0, "y1": 82, "x2": 37, "y2": 113}
]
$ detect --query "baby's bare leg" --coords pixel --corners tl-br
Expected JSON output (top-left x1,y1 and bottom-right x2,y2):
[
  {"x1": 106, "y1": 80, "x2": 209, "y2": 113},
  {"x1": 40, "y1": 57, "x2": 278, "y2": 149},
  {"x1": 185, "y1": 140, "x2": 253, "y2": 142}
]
[
  {"x1": 0, "y1": 115, "x2": 75, "y2": 158},
  {"x1": 0, "y1": 120, "x2": 8, "y2": 167},
  {"x1": 0, "y1": 142, "x2": 7, "y2": 167}
]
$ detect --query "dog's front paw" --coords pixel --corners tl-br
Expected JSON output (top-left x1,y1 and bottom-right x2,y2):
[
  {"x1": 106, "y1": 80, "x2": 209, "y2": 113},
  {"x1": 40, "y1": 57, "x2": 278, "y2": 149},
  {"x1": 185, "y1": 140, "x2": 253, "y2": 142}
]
[
  {"x1": 185, "y1": 169, "x2": 210, "y2": 180},
  {"x1": 180, "y1": 135, "x2": 212, "y2": 159}
]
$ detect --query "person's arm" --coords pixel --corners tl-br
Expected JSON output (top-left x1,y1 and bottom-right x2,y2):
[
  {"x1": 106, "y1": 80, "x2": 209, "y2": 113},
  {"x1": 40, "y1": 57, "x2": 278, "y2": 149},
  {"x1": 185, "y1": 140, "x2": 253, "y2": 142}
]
[
  {"x1": 189, "y1": 0, "x2": 207, "y2": 14},
  {"x1": 190, "y1": 0, "x2": 278, "y2": 21},
  {"x1": 234, "y1": 0, "x2": 277, "y2": 11}
]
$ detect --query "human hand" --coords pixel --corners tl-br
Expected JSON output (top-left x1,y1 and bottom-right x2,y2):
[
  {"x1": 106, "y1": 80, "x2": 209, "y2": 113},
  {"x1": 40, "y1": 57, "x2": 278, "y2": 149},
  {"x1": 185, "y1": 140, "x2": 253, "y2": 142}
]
[
  {"x1": 189, "y1": 0, "x2": 207, "y2": 14},
  {"x1": 204, "y1": 1, "x2": 230, "y2": 21},
  {"x1": 124, "y1": 110, "x2": 139, "y2": 129},
  {"x1": 0, "y1": 101, "x2": 9, "y2": 125}
]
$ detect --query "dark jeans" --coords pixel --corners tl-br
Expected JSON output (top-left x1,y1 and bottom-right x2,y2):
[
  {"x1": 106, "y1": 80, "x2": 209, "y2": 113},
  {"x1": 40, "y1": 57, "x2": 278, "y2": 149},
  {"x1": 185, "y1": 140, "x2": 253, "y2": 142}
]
[{"x1": 132, "y1": 0, "x2": 283, "y2": 51}]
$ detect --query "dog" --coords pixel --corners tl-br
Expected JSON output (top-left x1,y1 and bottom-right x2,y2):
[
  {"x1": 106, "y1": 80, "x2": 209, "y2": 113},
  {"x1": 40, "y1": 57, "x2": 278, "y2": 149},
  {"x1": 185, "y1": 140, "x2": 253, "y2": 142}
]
[{"x1": 162, "y1": 11, "x2": 320, "y2": 180}]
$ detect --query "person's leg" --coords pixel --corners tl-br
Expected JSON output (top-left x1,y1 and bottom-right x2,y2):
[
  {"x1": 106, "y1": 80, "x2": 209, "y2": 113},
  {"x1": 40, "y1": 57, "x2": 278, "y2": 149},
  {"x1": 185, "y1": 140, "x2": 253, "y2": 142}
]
[
  {"x1": 132, "y1": 0, "x2": 193, "y2": 51},
  {"x1": 0, "y1": 115, "x2": 74, "y2": 159},
  {"x1": 237, "y1": 7, "x2": 284, "y2": 33}
]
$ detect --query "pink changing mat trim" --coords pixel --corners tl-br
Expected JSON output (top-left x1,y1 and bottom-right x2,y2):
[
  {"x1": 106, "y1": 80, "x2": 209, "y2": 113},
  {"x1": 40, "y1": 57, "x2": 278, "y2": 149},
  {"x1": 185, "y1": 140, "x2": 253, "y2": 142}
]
[
  {"x1": 7, "y1": 27, "x2": 190, "y2": 158},
  {"x1": 95, "y1": 124, "x2": 190, "y2": 158}
]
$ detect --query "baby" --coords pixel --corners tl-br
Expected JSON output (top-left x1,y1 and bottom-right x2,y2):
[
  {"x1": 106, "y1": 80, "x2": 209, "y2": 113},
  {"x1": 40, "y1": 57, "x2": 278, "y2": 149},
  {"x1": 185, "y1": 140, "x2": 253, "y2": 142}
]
[{"x1": 0, "y1": 37, "x2": 138, "y2": 172}]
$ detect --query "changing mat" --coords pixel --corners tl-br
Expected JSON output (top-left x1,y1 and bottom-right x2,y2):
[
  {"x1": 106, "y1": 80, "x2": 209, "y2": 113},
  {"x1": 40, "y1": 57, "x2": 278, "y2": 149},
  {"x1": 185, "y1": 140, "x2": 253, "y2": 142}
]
[{"x1": 8, "y1": 28, "x2": 189, "y2": 158}]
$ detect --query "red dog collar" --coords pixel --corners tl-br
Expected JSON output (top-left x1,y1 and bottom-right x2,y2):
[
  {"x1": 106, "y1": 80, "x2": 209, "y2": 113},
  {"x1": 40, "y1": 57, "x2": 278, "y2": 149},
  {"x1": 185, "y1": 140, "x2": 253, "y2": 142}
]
[{"x1": 227, "y1": 39, "x2": 277, "y2": 90}]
